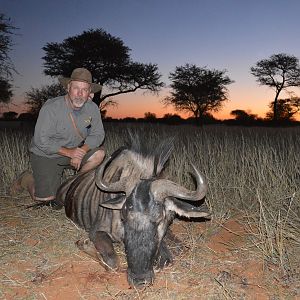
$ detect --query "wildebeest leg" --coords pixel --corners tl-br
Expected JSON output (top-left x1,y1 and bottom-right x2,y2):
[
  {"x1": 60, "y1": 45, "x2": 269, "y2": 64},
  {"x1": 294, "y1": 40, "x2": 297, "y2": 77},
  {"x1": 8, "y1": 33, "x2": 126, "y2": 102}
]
[
  {"x1": 90, "y1": 231, "x2": 119, "y2": 271},
  {"x1": 76, "y1": 233, "x2": 118, "y2": 271},
  {"x1": 76, "y1": 238, "x2": 99, "y2": 261},
  {"x1": 155, "y1": 240, "x2": 173, "y2": 270}
]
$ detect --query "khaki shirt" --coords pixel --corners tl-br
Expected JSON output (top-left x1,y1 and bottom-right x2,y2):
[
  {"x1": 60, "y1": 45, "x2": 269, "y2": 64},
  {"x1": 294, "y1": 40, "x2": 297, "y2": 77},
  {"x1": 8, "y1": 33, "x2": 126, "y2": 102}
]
[{"x1": 30, "y1": 96, "x2": 105, "y2": 158}]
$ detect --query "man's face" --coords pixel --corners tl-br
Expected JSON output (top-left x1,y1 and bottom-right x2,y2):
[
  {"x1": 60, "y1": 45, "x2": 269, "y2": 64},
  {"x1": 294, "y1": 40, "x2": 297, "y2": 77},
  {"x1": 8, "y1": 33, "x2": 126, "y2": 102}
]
[{"x1": 67, "y1": 80, "x2": 92, "y2": 110}]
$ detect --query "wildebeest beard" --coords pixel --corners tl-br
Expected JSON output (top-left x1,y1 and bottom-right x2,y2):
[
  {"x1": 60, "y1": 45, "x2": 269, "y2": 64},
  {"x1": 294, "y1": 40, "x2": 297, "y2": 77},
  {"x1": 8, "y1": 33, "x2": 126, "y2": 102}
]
[
  {"x1": 123, "y1": 180, "x2": 165, "y2": 286},
  {"x1": 124, "y1": 220, "x2": 158, "y2": 286}
]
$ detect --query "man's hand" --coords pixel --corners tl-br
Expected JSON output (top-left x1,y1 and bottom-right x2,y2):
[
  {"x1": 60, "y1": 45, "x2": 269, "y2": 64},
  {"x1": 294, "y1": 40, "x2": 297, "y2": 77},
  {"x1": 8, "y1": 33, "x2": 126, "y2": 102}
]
[
  {"x1": 70, "y1": 147, "x2": 86, "y2": 160},
  {"x1": 70, "y1": 157, "x2": 82, "y2": 170},
  {"x1": 59, "y1": 146, "x2": 86, "y2": 159},
  {"x1": 58, "y1": 146, "x2": 90, "y2": 171}
]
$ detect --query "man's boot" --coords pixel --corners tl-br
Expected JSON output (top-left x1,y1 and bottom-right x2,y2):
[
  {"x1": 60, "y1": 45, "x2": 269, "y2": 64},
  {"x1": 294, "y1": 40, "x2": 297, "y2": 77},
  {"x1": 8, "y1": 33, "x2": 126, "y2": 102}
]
[
  {"x1": 26, "y1": 199, "x2": 64, "y2": 210},
  {"x1": 10, "y1": 170, "x2": 34, "y2": 196}
]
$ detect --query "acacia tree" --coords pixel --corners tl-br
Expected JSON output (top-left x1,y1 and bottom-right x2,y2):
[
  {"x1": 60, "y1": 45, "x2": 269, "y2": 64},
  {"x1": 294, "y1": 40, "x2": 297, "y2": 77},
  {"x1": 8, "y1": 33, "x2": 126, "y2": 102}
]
[
  {"x1": 42, "y1": 29, "x2": 164, "y2": 108},
  {"x1": 265, "y1": 97, "x2": 300, "y2": 121},
  {"x1": 163, "y1": 64, "x2": 233, "y2": 124},
  {"x1": 0, "y1": 13, "x2": 17, "y2": 105},
  {"x1": 251, "y1": 53, "x2": 300, "y2": 122}
]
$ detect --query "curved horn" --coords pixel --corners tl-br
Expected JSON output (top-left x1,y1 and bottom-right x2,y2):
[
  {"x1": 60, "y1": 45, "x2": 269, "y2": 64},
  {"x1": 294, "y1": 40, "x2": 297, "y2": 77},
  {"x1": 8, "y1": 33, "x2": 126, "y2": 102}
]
[
  {"x1": 150, "y1": 164, "x2": 207, "y2": 202},
  {"x1": 95, "y1": 155, "x2": 127, "y2": 193}
]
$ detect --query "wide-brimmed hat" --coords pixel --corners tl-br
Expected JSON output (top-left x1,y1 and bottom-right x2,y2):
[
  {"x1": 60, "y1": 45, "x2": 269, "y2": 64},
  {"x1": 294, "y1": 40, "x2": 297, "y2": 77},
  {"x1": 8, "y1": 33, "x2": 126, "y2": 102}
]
[{"x1": 58, "y1": 68, "x2": 102, "y2": 93}]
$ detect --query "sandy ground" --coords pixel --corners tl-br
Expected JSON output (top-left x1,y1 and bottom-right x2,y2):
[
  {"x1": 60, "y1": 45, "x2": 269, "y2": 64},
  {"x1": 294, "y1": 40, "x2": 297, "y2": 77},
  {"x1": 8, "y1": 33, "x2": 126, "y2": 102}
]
[{"x1": 0, "y1": 196, "x2": 299, "y2": 300}]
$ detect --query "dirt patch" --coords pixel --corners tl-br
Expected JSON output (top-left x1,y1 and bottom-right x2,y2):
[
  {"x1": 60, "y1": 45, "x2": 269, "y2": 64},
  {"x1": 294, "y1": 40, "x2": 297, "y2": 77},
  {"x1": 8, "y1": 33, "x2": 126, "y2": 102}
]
[{"x1": 0, "y1": 196, "x2": 298, "y2": 299}]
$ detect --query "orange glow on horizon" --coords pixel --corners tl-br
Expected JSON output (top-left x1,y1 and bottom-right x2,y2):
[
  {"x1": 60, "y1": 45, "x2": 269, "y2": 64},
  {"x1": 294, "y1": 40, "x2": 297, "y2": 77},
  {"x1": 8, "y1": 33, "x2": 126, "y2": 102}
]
[
  {"x1": 106, "y1": 91, "x2": 185, "y2": 119},
  {"x1": 106, "y1": 86, "x2": 298, "y2": 120},
  {"x1": 107, "y1": 86, "x2": 273, "y2": 120},
  {"x1": 4, "y1": 86, "x2": 300, "y2": 121}
]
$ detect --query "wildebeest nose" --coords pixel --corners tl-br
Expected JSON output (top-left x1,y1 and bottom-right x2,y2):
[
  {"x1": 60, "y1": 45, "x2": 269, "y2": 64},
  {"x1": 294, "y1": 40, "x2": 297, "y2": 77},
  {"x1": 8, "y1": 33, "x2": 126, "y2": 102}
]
[{"x1": 128, "y1": 270, "x2": 154, "y2": 287}]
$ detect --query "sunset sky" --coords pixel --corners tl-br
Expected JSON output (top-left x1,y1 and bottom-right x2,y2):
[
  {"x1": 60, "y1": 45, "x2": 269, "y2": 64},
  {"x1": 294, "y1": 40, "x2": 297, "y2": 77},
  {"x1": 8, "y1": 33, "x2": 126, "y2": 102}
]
[{"x1": 2, "y1": 0, "x2": 300, "y2": 119}]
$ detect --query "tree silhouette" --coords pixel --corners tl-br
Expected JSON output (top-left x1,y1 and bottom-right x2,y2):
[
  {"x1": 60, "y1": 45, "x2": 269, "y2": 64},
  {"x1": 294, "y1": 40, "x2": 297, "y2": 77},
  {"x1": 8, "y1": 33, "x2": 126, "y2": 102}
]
[
  {"x1": 2, "y1": 111, "x2": 17, "y2": 120},
  {"x1": 230, "y1": 109, "x2": 257, "y2": 121},
  {"x1": 144, "y1": 112, "x2": 157, "y2": 121},
  {"x1": 163, "y1": 64, "x2": 233, "y2": 125},
  {"x1": 230, "y1": 109, "x2": 258, "y2": 125},
  {"x1": 251, "y1": 53, "x2": 300, "y2": 122},
  {"x1": 42, "y1": 29, "x2": 164, "y2": 108},
  {"x1": 18, "y1": 112, "x2": 35, "y2": 121},
  {"x1": 265, "y1": 97, "x2": 300, "y2": 121},
  {"x1": 0, "y1": 13, "x2": 17, "y2": 104},
  {"x1": 0, "y1": 78, "x2": 12, "y2": 105},
  {"x1": 161, "y1": 114, "x2": 183, "y2": 125},
  {"x1": 25, "y1": 83, "x2": 65, "y2": 116}
]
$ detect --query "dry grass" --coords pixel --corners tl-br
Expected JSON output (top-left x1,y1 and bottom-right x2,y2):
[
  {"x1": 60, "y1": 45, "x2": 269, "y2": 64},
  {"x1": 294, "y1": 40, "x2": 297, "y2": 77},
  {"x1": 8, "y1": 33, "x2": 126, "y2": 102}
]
[{"x1": 1, "y1": 123, "x2": 300, "y2": 299}]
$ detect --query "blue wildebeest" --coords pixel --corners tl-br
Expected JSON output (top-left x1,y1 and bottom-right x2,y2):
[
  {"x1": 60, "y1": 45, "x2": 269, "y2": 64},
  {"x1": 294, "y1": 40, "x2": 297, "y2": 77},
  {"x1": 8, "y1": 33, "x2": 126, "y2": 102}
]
[{"x1": 56, "y1": 133, "x2": 210, "y2": 287}]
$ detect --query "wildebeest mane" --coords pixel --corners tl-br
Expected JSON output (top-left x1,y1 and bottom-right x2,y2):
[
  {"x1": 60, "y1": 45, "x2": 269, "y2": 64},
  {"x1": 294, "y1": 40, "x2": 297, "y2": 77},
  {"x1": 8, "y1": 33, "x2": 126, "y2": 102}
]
[
  {"x1": 94, "y1": 130, "x2": 175, "y2": 202},
  {"x1": 124, "y1": 130, "x2": 174, "y2": 176}
]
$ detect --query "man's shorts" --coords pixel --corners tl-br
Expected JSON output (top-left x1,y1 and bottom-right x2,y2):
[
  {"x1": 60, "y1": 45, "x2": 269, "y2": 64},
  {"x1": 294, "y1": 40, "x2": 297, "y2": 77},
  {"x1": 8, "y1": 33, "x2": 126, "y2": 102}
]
[{"x1": 30, "y1": 147, "x2": 102, "y2": 199}]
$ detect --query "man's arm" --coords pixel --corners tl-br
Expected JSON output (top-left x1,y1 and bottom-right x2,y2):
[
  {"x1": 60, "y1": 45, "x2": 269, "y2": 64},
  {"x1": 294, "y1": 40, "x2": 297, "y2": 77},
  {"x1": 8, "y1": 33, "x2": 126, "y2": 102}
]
[
  {"x1": 33, "y1": 106, "x2": 63, "y2": 155},
  {"x1": 58, "y1": 146, "x2": 87, "y2": 170}
]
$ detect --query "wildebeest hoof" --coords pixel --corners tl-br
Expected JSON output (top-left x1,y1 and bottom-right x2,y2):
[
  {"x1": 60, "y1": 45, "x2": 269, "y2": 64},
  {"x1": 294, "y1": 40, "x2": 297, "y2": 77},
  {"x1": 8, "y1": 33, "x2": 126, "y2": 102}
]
[
  {"x1": 76, "y1": 238, "x2": 119, "y2": 271},
  {"x1": 97, "y1": 253, "x2": 119, "y2": 272},
  {"x1": 76, "y1": 238, "x2": 101, "y2": 263},
  {"x1": 76, "y1": 238, "x2": 91, "y2": 250}
]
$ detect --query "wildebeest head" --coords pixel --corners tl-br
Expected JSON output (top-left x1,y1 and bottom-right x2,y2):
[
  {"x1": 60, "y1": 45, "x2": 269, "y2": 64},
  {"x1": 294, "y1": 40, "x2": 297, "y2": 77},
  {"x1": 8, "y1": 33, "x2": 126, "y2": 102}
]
[{"x1": 95, "y1": 134, "x2": 210, "y2": 287}]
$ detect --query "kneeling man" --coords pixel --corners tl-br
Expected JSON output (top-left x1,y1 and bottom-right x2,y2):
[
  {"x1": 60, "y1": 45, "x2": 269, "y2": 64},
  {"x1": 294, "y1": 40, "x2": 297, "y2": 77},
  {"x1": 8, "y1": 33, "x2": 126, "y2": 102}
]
[{"x1": 11, "y1": 68, "x2": 105, "y2": 209}]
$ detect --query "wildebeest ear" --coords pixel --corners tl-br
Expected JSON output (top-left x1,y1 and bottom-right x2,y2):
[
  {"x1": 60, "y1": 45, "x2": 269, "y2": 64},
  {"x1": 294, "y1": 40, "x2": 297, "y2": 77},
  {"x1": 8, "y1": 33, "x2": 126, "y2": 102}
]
[
  {"x1": 100, "y1": 194, "x2": 126, "y2": 209},
  {"x1": 164, "y1": 197, "x2": 211, "y2": 218}
]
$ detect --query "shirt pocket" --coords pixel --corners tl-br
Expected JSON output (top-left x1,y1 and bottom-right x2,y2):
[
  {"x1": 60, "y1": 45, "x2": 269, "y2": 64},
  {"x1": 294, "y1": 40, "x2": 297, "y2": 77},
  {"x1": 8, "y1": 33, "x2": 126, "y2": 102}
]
[{"x1": 55, "y1": 123, "x2": 71, "y2": 140}]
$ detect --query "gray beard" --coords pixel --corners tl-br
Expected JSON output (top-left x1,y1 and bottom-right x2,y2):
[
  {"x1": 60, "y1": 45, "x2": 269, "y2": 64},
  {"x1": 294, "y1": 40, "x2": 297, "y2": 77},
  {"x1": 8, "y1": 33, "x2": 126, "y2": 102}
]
[{"x1": 73, "y1": 98, "x2": 85, "y2": 108}]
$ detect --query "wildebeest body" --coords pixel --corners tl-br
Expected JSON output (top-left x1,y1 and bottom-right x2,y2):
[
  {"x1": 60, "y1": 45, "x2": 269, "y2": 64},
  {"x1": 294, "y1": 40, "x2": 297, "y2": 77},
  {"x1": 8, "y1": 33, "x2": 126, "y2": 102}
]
[{"x1": 57, "y1": 134, "x2": 210, "y2": 286}]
